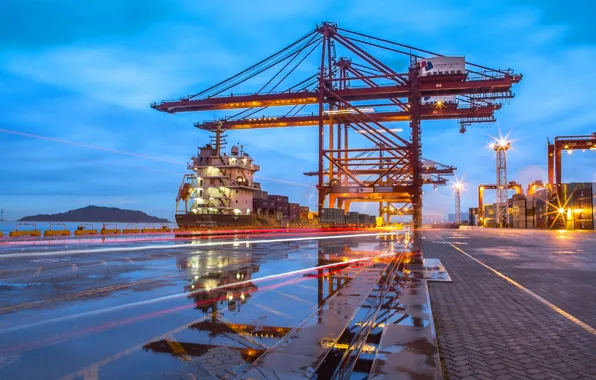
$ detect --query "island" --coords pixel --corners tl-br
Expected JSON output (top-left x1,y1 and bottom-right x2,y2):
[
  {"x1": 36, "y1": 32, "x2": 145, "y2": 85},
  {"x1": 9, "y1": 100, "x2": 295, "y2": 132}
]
[{"x1": 19, "y1": 206, "x2": 170, "y2": 223}]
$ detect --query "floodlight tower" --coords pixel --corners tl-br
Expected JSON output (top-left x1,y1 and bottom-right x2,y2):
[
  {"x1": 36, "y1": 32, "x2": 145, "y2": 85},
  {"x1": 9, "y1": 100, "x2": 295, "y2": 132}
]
[
  {"x1": 490, "y1": 139, "x2": 512, "y2": 228},
  {"x1": 453, "y1": 181, "x2": 463, "y2": 224}
]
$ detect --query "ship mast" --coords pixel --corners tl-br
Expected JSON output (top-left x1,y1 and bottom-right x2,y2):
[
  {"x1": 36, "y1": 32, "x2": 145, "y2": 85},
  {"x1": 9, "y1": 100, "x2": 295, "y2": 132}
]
[{"x1": 211, "y1": 122, "x2": 226, "y2": 156}]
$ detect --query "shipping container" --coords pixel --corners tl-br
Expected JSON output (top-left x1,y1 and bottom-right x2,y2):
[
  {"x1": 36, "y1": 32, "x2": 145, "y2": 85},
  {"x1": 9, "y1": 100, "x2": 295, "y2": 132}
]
[
  {"x1": 468, "y1": 208, "x2": 479, "y2": 227},
  {"x1": 418, "y1": 56, "x2": 465, "y2": 77},
  {"x1": 572, "y1": 185, "x2": 593, "y2": 230},
  {"x1": 421, "y1": 95, "x2": 457, "y2": 106},
  {"x1": 358, "y1": 214, "x2": 368, "y2": 226},
  {"x1": 346, "y1": 212, "x2": 359, "y2": 225},
  {"x1": 289, "y1": 203, "x2": 301, "y2": 215},
  {"x1": 254, "y1": 191, "x2": 268, "y2": 200}
]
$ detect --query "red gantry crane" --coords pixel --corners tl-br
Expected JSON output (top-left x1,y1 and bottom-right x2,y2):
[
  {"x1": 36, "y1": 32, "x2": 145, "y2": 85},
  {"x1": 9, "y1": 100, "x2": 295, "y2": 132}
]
[
  {"x1": 477, "y1": 181, "x2": 523, "y2": 226},
  {"x1": 547, "y1": 133, "x2": 596, "y2": 188},
  {"x1": 152, "y1": 22, "x2": 522, "y2": 228}
]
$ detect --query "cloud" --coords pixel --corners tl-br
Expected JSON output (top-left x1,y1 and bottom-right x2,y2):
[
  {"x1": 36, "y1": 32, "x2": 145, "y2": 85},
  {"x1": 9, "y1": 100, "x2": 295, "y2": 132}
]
[{"x1": 0, "y1": 25, "x2": 238, "y2": 112}]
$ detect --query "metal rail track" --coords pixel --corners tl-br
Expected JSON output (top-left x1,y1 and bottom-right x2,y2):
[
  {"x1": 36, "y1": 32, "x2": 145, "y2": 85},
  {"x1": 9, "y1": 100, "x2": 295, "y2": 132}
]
[{"x1": 329, "y1": 249, "x2": 406, "y2": 379}]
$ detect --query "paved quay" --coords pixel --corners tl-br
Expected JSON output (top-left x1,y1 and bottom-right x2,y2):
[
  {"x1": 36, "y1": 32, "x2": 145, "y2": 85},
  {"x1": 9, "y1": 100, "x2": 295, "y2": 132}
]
[{"x1": 423, "y1": 228, "x2": 596, "y2": 380}]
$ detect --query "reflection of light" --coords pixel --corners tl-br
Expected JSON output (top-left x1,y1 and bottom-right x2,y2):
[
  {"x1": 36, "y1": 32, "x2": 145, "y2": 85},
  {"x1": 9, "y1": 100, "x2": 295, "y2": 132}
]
[{"x1": 320, "y1": 340, "x2": 376, "y2": 353}]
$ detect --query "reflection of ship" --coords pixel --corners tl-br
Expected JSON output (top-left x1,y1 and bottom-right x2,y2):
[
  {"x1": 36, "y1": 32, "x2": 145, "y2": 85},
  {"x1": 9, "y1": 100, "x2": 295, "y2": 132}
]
[
  {"x1": 184, "y1": 263, "x2": 260, "y2": 314},
  {"x1": 144, "y1": 242, "x2": 359, "y2": 377}
]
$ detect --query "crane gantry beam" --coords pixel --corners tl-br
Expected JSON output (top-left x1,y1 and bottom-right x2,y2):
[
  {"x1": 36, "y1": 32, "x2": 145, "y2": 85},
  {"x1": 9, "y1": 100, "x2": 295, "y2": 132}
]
[
  {"x1": 151, "y1": 21, "x2": 522, "y2": 228},
  {"x1": 152, "y1": 78, "x2": 515, "y2": 114},
  {"x1": 194, "y1": 105, "x2": 500, "y2": 131}
]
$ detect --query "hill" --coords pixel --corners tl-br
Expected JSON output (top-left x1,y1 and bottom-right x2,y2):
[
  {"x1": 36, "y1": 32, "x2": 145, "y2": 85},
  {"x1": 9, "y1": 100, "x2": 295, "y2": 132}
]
[{"x1": 19, "y1": 206, "x2": 169, "y2": 223}]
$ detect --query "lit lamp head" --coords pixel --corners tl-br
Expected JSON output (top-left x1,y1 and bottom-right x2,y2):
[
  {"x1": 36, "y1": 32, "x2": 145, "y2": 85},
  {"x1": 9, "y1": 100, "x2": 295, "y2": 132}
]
[
  {"x1": 452, "y1": 181, "x2": 464, "y2": 191},
  {"x1": 492, "y1": 139, "x2": 512, "y2": 151}
]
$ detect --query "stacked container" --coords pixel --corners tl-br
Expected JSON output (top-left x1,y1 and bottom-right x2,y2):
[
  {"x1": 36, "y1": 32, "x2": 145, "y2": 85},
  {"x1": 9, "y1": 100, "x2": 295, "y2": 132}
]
[
  {"x1": 511, "y1": 194, "x2": 527, "y2": 229},
  {"x1": 269, "y1": 195, "x2": 289, "y2": 216},
  {"x1": 468, "y1": 207, "x2": 479, "y2": 227},
  {"x1": 288, "y1": 203, "x2": 300, "y2": 221},
  {"x1": 358, "y1": 214, "x2": 368, "y2": 227},
  {"x1": 253, "y1": 198, "x2": 276, "y2": 216},
  {"x1": 533, "y1": 189, "x2": 548, "y2": 229},
  {"x1": 254, "y1": 190, "x2": 269, "y2": 200},
  {"x1": 346, "y1": 212, "x2": 359, "y2": 226},
  {"x1": 571, "y1": 185, "x2": 594, "y2": 230},
  {"x1": 299, "y1": 206, "x2": 309, "y2": 222},
  {"x1": 320, "y1": 208, "x2": 345, "y2": 226}
]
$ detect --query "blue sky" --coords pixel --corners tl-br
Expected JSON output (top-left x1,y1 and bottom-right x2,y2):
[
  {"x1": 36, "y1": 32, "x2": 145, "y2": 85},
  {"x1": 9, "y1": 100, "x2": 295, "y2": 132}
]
[{"x1": 1, "y1": 0, "x2": 595, "y2": 220}]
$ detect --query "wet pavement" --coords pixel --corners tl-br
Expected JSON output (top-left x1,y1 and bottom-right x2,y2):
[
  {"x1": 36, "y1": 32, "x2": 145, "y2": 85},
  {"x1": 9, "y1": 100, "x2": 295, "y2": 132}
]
[
  {"x1": 0, "y1": 230, "x2": 432, "y2": 379},
  {"x1": 424, "y1": 228, "x2": 596, "y2": 379}
]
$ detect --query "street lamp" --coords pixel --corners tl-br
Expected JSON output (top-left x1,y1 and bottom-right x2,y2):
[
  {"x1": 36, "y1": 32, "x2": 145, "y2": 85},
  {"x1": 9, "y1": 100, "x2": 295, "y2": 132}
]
[
  {"x1": 452, "y1": 180, "x2": 464, "y2": 225},
  {"x1": 491, "y1": 136, "x2": 512, "y2": 228}
]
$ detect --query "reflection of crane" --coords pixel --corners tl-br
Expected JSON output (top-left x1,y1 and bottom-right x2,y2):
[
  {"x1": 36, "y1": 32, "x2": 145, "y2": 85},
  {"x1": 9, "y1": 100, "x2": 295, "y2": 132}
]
[
  {"x1": 547, "y1": 133, "x2": 596, "y2": 188},
  {"x1": 477, "y1": 181, "x2": 523, "y2": 226}
]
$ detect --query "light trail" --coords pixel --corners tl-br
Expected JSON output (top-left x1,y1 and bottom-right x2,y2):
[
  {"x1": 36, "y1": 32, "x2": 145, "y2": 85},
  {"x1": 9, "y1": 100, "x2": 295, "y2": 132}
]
[
  {"x1": 0, "y1": 127, "x2": 182, "y2": 165},
  {"x1": 0, "y1": 227, "x2": 377, "y2": 248},
  {"x1": 0, "y1": 231, "x2": 398, "y2": 259},
  {"x1": 0, "y1": 127, "x2": 311, "y2": 187},
  {"x1": 0, "y1": 274, "x2": 312, "y2": 354},
  {"x1": 0, "y1": 248, "x2": 395, "y2": 335}
]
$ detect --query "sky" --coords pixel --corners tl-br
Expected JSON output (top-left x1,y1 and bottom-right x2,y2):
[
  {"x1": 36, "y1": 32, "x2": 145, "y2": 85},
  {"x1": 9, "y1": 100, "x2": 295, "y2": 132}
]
[{"x1": 1, "y1": 0, "x2": 595, "y2": 220}]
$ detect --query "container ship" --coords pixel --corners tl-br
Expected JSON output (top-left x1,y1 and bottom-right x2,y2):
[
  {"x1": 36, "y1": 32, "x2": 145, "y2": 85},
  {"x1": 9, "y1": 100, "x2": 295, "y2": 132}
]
[{"x1": 175, "y1": 129, "x2": 377, "y2": 230}]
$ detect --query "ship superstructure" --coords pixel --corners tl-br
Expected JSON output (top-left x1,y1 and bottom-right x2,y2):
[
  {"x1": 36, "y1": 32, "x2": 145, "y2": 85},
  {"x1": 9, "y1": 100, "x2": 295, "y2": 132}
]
[{"x1": 176, "y1": 127, "x2": 263, "y2": 228}]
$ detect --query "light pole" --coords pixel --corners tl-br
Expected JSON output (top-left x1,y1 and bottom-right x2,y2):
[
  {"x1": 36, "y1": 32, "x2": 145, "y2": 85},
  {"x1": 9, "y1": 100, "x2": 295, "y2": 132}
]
[
  {"x1": 453, "y1": 180, "x2": 464, "y2": 225},
  {"x1": 490, "y1": 139, "x2": 512, "y2": 228}
]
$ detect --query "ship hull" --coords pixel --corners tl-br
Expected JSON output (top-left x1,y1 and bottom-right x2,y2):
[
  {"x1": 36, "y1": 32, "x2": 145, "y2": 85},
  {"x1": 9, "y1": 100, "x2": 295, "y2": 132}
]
[{"x1": 175, "y1": 213, "x2": 260, "y2": 229}]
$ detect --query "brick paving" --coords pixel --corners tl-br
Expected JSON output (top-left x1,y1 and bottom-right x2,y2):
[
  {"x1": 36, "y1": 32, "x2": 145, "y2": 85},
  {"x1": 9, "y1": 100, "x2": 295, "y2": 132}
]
[{"x1": 422, "y1": 232, "x2": 596, "y2": 380}]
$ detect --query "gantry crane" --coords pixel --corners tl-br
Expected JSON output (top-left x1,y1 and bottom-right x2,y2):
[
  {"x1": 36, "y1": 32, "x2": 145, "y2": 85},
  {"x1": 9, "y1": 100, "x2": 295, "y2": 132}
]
[
  {"x1": 547, "y1": 133, "x2": 596, "y2": 188},
  {"x1": 477, "y1": 181, "x2": 523, "y2": 226},
  {"x1": 152, "y1": 22, "x2": 522, "y2": 228}
]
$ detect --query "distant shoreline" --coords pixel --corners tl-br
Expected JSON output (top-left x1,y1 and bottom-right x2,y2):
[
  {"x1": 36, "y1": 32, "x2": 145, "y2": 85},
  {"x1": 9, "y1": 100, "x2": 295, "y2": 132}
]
[{"x1": 17, "y1": 205, "x2": 170, "y2": 224}]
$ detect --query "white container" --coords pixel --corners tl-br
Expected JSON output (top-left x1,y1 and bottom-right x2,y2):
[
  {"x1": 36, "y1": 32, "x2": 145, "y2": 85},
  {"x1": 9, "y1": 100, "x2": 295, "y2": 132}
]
[
  {"x1": 418, "y1": 56, "x2": 465, "y2": 77},
  {"x1": 421, "y1": 95, "x2": 457, "y2": 105}
]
